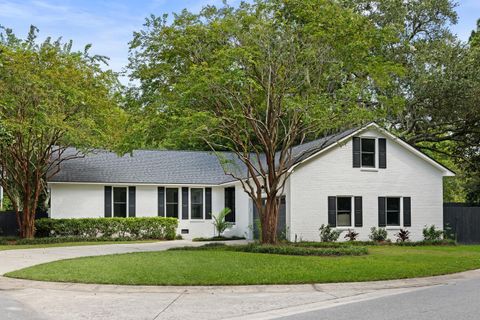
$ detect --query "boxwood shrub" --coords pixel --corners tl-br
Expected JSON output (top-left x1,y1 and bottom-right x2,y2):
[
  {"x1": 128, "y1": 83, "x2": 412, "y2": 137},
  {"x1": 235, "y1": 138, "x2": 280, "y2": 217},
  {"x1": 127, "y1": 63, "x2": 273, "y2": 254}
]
[{"x1": 35, "y1": 217, "x2": 178, "y2": 240}]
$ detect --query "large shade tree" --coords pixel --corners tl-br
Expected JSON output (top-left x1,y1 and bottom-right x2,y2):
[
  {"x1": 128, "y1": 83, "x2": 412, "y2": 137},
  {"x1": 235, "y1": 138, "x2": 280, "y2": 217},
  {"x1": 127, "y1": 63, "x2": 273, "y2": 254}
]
[
  {"x1": 344, "y1": 0, "x2": 480, "y2": 202},
  {"x1": 0, "y1": 26, "x2": 125, "y2": 238},
  {"x1": 128, "y1": 0, "x2": 401, "y2": 243}
]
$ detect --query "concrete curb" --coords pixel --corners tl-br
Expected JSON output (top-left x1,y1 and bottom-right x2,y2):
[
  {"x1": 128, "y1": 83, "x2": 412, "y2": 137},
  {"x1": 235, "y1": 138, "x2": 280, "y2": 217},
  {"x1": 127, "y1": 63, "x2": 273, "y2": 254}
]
[{"x1": 2, "y1": 268, "x2": 480, "y2": 294}]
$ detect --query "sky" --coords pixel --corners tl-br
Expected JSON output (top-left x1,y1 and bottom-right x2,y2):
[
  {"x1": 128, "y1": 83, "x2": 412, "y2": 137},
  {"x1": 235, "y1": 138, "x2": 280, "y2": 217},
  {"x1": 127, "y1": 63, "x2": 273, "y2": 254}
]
[{"x1": 0, "y1": 0, "x2": 478, "y2": 83}]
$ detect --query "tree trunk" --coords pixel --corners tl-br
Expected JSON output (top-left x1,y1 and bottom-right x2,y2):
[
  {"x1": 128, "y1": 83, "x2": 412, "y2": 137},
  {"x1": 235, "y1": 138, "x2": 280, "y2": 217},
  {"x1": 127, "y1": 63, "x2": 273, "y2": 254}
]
[
  {"x1": 18, "y1": 207, "x2": 35, "y2": 239},
  {"x1": 260, "y1": 196, "x2": 279, "y2": 244}
]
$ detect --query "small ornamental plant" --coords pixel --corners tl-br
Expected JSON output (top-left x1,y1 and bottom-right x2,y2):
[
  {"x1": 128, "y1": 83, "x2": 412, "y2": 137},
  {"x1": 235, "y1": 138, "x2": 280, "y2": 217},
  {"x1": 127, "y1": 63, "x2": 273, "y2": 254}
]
[
  {"x1": 319, "y1": 224, "x2": 342, "y2": 242},
  {"x1": 369, "y1": 227, "x2": 388, "y2": 242},
  {"x1": 344, "y1": 229, "x2": 359, "y2": 241},
  {"x1": 422, "y1": 225, "x2": 444, "y2": 241},
  {"x1": 395, "y1": 229, "x2": 410, "y2": 242},
  {"x1": 212, "y1": 208, "x2": 233, "y2": 237}
]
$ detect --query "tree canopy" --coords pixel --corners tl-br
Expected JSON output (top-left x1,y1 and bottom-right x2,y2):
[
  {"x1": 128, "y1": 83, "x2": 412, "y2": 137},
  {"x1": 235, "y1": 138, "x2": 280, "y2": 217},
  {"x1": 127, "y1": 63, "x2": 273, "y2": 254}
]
[{"x1": 0, "y1": 26, "x2": 125, "y2": 237}]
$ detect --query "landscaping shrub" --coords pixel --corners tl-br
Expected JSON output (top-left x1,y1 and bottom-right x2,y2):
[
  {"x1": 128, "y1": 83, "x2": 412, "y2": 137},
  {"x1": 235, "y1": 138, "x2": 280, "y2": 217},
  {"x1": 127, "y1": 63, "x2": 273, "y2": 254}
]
[
  {"x1": 395, "y1": 239, "x2": 456, "y2": 246},
  {"x1": 169, "y1": 242, "x2": 228, "y2": 251},
  {"x1": 0, "y1": 236, "x2": 154, "y2": 245},
  {"x1": 395, "y1": 229, "x2": 410, "y2": 242},
  {"x1": 319, "y1": 224, "x2": 342, "y2": 242},
  {"x1": 369, "y1": 227, "x2": 388, "y2": 242},
  {"x1": 295, "y1": 240, "x2": 456, "y2": 247},
  {"x1": 423, "y1": 225, "x2": 444, "y2": 241},
  {"x1": 35, "y1": 217, "x2": 178, "y2": 240},
  {"x1": 230, "y1": 243, "x2": 368, "y2": 256},
  {"x1": 344, "y1": 229, "x2": 359, "y2": 241},
  {"x1": 192, "y1": 236, "x2": 245, "y2": 242},
  {"x1": 212, "y1": 208, "x2": 233, "y2": 237}
]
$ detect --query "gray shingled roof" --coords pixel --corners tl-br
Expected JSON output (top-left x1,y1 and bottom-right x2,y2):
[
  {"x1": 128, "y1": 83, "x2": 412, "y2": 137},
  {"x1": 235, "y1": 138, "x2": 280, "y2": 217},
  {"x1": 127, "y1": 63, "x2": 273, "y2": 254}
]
[{"x1": 50, "y1": 126, "x2": 360, "y2": 185}]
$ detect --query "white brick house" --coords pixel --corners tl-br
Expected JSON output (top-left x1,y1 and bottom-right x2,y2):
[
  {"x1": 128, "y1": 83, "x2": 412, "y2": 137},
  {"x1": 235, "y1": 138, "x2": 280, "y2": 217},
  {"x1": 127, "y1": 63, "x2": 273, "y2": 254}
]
[{"x1": 48, "y1": 122, "x2": 454, "y2": 241}]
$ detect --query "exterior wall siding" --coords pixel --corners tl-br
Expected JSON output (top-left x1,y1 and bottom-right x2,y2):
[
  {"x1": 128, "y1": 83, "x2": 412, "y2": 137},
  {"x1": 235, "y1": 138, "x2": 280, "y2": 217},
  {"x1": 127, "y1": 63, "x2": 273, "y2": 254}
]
[
  {"x1": 49, "y1": 128, "x2": 446, "y2": 241},
  {"x1": 289, "y1": 128, "x2": 444, "y2": 242},
  {"x1": 49, "y1": 182, "x2": 250, "y2": 239}
]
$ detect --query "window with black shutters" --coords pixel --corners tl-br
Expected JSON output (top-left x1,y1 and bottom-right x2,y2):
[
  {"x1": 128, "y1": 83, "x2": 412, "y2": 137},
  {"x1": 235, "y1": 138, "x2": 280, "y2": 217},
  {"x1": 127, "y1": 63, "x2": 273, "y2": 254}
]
[
  {"x1": 224, "y1": 187, "x2": 236, "y2": 223},
  {"x1": 336, "y1": 197, "x2": 352, "y2": 227},
  {"x1": 113, "y1": 187, "x2": 127, "y2": 218},
  {"x1": 361, "y1": 138, "x2": 376, "y2": 167},
  {"x1": 386, "y1": 197, "x2": 400, "y2": 226},
  {"x1": 166, "y1": 188, "x2": 179, "y2": 218},
  {"x1": 191, "y1": 188, "x2": 203, "y2": 219}
]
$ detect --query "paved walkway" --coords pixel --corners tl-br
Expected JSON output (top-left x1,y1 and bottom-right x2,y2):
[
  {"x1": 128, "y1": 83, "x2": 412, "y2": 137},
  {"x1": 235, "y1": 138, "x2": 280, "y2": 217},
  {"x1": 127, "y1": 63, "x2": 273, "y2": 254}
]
[{"x1": 1, "y1": 241, "x2": 480, "y2": 320}]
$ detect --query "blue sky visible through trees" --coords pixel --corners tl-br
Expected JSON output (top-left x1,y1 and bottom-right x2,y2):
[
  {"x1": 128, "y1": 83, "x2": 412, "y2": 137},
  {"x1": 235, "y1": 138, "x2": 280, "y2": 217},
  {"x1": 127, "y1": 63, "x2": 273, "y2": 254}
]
[{"x1": 0, "y1": 0, "x2": 477, "y2": 82}]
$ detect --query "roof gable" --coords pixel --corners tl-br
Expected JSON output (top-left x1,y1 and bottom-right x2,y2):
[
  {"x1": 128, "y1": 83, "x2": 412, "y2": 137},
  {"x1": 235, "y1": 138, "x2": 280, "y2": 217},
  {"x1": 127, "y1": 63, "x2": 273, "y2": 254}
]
[{"x1": 289, "y1": 122, "x2": 455, "y2": 176}]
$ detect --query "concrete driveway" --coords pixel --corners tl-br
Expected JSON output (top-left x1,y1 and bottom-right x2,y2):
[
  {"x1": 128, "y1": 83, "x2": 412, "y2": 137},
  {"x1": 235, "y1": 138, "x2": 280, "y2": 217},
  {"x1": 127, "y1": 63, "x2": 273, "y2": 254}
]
[{"x1": 1, "y1": 241, "x2": 480, "y2": 320}]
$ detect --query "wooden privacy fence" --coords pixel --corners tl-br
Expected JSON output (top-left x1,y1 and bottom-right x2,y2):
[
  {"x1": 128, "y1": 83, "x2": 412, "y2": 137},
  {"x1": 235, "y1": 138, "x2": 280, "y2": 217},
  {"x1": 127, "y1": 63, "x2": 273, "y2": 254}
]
[
  {"x1": 0, "y1": 211, "x2": 48, "y2": 237},
  {"x1": 444, "y1": 203, "x2": 480, "y2": 244}
]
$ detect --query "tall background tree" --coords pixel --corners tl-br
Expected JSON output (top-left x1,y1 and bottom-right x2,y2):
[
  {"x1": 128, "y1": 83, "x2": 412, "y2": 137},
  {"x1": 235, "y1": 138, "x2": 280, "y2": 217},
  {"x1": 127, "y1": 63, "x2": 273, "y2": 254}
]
[
  {"x1": 127, "y1": 0, "x2": 401, "y2": 243},
  {"x1": 343, "y1": 0, "x2": 480, "y2": 203},
  {"x1": 0, "y1": 26, "x2": 125, "y2": 238}
]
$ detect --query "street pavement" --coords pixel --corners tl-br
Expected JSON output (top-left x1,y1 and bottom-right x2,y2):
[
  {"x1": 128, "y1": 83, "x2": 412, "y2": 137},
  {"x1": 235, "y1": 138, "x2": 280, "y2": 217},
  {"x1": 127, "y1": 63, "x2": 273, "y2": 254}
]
[{"x1": 279, "y1": 276, "x2": 480, "y2": 320}]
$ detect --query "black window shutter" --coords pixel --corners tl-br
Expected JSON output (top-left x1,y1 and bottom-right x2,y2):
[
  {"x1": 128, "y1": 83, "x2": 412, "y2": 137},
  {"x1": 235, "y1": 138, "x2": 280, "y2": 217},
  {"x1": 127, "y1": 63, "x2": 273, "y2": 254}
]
[
  {"x1": 353, "y1": 137, "x2": 361, "y2": 168},
  {"x1": 224, "y1": 187, "x2": 236, "y2": 223},
  {"x1": 403, "y1": 197, "x2": 411, "y2": 227},
  {"x1": 158, "y1": 187, "x2": 165, "y2": 217},
  {"x1": 379, "y1": 138, "x2": 387, "y2": 169},
  {"x1": 328, "y1": 196, "x2": 337, "y2": 227},
  {"x1": 128, "y1": 187, "x2": 136, "y2": 217},
  {"x1": 182, "y1": 187, "x2": 189, "y2": 219},
  {"x1": 205, "y1": 188, "x2": 212, "y2": 219},
  {"x1": 378, "y1": 197, "x2": 386, "y2": 227},
  {"x1": 104, "y1": 186, "x2": 112, "y2": 218},
  {"x1": 354, "y1": 196, "x2": 363, "y2": 227}
]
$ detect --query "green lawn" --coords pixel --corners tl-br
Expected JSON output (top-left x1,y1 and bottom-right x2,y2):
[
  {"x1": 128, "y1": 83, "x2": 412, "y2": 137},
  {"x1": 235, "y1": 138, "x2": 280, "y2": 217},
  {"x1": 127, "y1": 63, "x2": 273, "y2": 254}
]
[
  {"x1": 0, "y1": 240, "x2": 157, "y2": 251},
  {"x1": 6, "y1": 245, "x2": 480, "y2": 285}
]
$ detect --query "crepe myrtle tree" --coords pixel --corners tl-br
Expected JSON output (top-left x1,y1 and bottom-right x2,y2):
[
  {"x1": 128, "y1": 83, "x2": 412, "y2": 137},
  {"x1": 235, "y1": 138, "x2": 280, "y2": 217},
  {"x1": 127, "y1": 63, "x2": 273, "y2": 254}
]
[
  {"x1": 0, "y1": 26, "x2": 125, "y2": 238},
  {"x1": 128, "y1": 0, "x2": 401, "y2": 243}
]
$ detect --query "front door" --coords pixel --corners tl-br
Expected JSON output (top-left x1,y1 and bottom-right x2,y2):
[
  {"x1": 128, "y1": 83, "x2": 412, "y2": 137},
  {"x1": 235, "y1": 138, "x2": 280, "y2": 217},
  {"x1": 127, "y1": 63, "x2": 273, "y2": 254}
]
[{"x1": 252, "y1": 196, "x2": 286, "y2": 240}]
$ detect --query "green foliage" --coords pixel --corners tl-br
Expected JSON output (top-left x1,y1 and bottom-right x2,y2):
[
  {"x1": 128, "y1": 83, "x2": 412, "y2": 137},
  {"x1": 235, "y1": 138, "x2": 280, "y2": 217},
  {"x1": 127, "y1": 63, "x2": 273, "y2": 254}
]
[
  {"x1": 422, "y1": 225, "x2": 444, "y2": 241},
  {"x1": 319, "y1": 224, "x2": 342, "y2": 242},
  {"x1": 212, "y1": 208, "x2": 233, "y2": 237},
  {"x1": 0, "y1": 26, "x2": 125, "y2": 237},
  {"x1": 369, "y1": 227, "x2": 388, "y2": 242},
  {"x1": 192, "y1": 236, "x2": 245, "y2": 242},
  {"x1": 126, "y1": 0, "x2": 401, "y2": 151},
  {"x1": 229, "y1": 244, "x2": 368, "y2": 256},
  {"x1": 168, "y1": 242, "x2": 228, "y2": 251},
  {"x1": 0, "y1": 236, "x2": 152, "y2": 246},
  {"x1": 35, "y1": 218, "x2": 178, "y2": 240},
  {"x1": 294, "y1": 240, "x2": 455, "y2": 247}
]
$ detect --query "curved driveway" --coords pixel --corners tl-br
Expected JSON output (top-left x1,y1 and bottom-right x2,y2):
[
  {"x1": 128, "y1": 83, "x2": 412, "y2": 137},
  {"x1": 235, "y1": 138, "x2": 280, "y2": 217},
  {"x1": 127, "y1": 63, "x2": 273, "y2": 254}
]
[{"x1": 1, "y1": 241, "x2": 480, "y2": 320}]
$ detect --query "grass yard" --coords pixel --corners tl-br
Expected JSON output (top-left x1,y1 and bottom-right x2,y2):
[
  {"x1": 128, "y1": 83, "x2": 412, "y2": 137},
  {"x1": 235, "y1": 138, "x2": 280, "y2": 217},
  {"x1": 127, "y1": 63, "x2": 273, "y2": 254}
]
[
  {"x1": 0, "y1": 240, "x2": 157, "y2": 251},
  {"x1": 6, "y1": 245, "x2": 480, "y2": 285}
]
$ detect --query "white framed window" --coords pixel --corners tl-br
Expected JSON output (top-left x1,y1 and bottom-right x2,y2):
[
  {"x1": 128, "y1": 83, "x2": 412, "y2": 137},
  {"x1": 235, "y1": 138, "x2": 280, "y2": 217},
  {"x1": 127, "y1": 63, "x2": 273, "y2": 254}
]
[
  {"x1": 386, "y1": 197, "x2": 401, "y2": 227},
  {"x1": 190, "y1": 188, "x2": 204, "y2": 219},
  {"x1": 113, "y1": 187, "x2": 127, "y2": 218},
  {"x1": 361, "y1": 138, "x2": 376, "y2": 168},
  {"x1": 336, "y1": 196, "x2": 352, "y2": 227},
  {"x1": 166, "y1": 188, "x2": 179, "y2": 218}
]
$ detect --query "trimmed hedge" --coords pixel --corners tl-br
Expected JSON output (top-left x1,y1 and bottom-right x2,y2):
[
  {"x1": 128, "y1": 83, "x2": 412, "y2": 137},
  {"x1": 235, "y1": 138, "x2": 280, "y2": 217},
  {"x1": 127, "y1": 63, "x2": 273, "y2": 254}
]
[
  {"x1": 35, "y1": 217, "x2": 178, "y2": 240},
  {"x1": 0, "y1": 236, "x2": 155, "y2": 246},
  {"x1": 230, "y1": 244, "x2": 368, "y2": 256},
  {"x1": 169, "y1": 243, "x2": 368, "y2": 256},
  {"x1": 192, "y1": 236, "x2": 245, "y2": 242}
]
